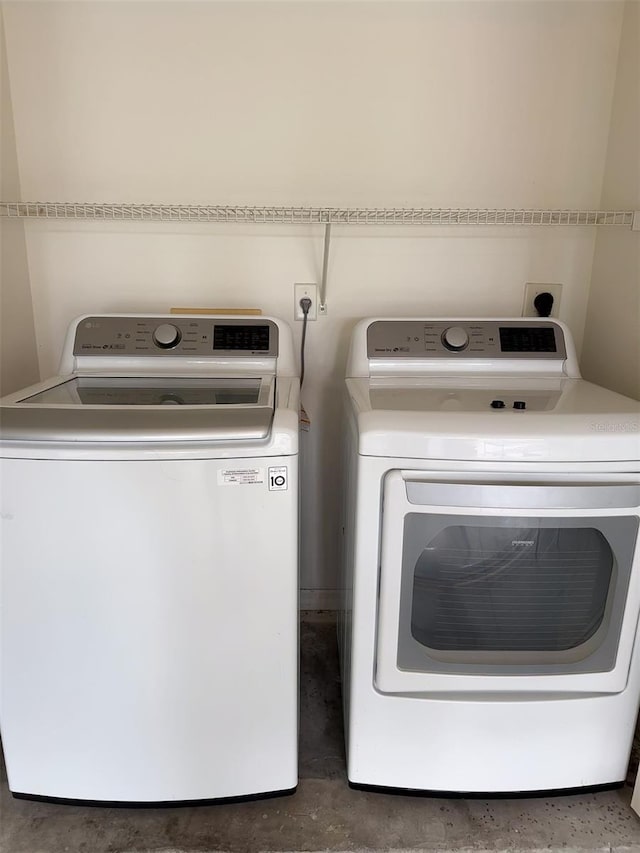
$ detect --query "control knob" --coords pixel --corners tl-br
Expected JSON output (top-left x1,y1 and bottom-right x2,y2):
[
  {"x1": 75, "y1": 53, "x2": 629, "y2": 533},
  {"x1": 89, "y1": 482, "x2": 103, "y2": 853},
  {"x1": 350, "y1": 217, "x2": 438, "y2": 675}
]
[
  {"x1": 152, "y1": 323, "x2": 181, "y2": 349},
  {"x1": 442, "y1": 325, "x2": 469, "y2": 352}
]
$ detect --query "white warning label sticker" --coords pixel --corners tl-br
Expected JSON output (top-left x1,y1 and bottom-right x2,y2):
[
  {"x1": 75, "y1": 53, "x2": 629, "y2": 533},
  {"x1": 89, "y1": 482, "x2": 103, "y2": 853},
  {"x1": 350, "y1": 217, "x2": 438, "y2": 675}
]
[{"x1": 218, "y1": 468, "x2": 265, "y2": 486}]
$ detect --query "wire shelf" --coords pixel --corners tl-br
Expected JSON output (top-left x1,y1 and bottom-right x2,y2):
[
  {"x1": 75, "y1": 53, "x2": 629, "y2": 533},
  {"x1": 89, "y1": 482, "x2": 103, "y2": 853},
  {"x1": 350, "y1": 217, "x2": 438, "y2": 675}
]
[{"x1": 0, "y1": 202, "x2": 635, "y2": 227}]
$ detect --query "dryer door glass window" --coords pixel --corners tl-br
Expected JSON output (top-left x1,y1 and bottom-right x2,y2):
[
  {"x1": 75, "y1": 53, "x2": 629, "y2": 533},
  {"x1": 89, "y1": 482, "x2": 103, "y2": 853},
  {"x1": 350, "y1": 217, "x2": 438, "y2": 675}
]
[
  {"x1": 413, "y1": 525, "x2": 612, "y2": 652},
  {"x1": 396, "y1": 514, "x2": 639, "y2": 676}
]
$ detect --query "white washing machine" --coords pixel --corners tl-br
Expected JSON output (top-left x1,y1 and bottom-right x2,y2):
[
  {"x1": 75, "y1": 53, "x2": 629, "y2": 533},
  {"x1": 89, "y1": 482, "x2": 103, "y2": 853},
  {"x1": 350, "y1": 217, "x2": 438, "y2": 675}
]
[
  {"x1": 339, "y1": 317, "x2": 640, "y2": 794},
  {"x1": 0, "y1": 313, "x2": 299, "y2": 804}
]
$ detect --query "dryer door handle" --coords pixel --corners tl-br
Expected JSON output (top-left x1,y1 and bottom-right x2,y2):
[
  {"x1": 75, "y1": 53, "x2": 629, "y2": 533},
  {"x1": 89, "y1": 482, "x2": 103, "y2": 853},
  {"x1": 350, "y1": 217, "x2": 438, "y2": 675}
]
[{"x1": 403, "y1": 480, "x2": 640, "y2": 511}]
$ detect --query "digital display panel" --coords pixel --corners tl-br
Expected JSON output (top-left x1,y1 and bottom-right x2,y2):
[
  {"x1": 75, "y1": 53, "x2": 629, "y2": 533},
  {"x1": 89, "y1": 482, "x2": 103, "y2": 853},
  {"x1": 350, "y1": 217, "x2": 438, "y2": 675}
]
[
  {"x1": 499, "y1": 326, "x2": 557, "y2": 353},
  {"x1": 213, "y1": 325, "x2": 270, "y2": 352}
]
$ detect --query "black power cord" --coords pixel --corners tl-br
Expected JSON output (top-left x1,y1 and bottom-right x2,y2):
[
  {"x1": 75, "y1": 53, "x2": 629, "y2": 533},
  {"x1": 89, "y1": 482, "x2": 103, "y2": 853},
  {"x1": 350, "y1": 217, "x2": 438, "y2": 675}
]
[{"x1": 299, "y1": 297, "x2": 312, "y2": 388}]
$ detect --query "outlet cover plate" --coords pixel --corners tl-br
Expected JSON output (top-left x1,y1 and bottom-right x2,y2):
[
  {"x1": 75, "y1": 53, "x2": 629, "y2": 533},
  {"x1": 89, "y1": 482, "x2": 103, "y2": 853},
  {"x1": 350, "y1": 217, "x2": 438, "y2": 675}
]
[{"x1": 294, "y1": 283, "x2": 318, "y2": 320}]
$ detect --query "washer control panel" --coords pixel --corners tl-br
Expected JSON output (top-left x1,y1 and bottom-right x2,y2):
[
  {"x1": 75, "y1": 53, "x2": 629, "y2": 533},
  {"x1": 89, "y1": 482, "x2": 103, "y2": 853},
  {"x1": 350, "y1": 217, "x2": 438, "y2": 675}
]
[
  {"x1": 367, "y1": 320, "x2": 566, "y2": 360},
  {"x1": 74, "y1": 317, "x2": 279, "y2": 357}
]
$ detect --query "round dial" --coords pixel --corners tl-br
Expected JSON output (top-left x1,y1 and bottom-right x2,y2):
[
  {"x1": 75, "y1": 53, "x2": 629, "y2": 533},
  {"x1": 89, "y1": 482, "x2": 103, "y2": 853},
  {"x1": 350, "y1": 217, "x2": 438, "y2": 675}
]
[
  {"x1": 152, "y1": 323, "x2": 181, "y2": 349},
  {"x1": 442, "y1": 325, "x2": 469, "y2": 352}
]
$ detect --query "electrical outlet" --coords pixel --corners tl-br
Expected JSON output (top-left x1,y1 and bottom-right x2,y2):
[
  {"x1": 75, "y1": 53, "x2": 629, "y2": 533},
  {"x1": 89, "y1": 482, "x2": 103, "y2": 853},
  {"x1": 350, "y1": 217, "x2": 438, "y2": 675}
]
[
  {"x1": 522, "y1": 282, "x2": 563, "y2": 318},
  {"x1": 294, "y1": 283, "x2": 318, "y2": 320}
]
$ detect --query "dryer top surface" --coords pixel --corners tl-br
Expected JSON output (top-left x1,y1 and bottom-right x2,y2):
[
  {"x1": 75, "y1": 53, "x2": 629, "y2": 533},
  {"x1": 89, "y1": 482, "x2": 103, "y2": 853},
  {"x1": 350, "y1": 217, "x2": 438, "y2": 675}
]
[
  {"x1": 346, "y1": 376, "x2": 640, "y2": 464},
  {"x1": 346, "y1": 318, "x2": 639, "y2": 464}
]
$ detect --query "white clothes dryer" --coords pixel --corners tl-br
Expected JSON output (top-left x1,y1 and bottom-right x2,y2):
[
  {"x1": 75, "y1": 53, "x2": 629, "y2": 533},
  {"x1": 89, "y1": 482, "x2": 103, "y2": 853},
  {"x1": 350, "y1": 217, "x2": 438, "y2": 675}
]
[
  {"x1": 340, "y1": 317, "x2": 640, "y2": 794},
  {"x1": 0, "y1": 314, "x2": 299, "y2": 804}
]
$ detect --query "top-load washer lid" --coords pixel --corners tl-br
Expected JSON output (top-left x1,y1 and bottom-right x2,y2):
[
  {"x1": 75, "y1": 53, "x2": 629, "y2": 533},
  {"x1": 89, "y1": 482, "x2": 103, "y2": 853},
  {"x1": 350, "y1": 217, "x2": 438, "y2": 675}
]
[
  {"x1": 17, "y1": 376, "x2": 266, "y2": 407},
  {"x1": 0, "y1": 314, "x2": 300, "y2": 446},
  {"x1": 0, "y1": 376, "x2": 275, "y2": 443}
]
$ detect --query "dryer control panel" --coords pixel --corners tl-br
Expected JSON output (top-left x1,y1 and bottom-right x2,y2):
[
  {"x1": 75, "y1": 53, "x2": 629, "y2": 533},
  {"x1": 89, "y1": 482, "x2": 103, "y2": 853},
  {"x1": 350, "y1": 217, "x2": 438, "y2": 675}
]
[
  {"x1": 74, "y1": 317, "x2": 279, "y2": 357},
  {"x1": 367, "y1": 320, "x2": 566, "y2": 360}
]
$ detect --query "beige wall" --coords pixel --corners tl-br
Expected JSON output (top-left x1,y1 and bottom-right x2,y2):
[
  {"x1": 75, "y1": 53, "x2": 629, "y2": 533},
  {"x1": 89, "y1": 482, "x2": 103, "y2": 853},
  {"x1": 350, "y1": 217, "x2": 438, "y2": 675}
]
[
  {"x1": 0, "y1": 7, "x2": 38, "y2": 395},
  {"x1": 1, "y1": 1, "x2": 630, "y2": 598},
  {"x1": 582, "y1": 0, "x2": 640, "y2": 401},
  {"x1": 2, "y1": 2, "x2": 623, "y2": 208}
]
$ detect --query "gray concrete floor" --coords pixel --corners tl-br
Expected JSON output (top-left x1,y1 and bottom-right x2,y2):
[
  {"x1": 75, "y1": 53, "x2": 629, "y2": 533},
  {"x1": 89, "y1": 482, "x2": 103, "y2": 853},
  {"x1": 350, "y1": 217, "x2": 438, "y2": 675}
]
[{"x1": 1, "y1": 611, "x2": 640, "y2": 853}]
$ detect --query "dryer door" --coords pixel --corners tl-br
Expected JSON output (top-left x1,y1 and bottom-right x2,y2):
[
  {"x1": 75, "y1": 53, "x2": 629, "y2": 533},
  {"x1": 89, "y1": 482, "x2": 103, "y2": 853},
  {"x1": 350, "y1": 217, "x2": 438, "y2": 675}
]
[{"x1": 375, "y1": 470, "x2": 640, "y2": 695}]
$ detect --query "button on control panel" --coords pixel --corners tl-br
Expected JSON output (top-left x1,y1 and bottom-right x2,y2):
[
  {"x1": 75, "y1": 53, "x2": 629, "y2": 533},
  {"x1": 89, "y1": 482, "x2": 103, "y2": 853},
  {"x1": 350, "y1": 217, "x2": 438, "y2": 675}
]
[
  {"x1": 490, "y1": 399, "x2": 530, "y2": 411},
  {"x1": 73, "y1": 317, "x2": 279, "y2": 357},
  {"x1": 367, "y1": 320, "x2": 566, "y2": 360}
]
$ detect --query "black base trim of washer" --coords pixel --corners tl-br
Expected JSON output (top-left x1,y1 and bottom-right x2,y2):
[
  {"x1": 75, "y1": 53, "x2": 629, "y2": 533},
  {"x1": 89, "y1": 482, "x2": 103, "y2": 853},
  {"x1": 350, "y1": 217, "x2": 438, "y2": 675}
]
[
  {"x1": 348, "y1": 780, "x2": 624, "y2": 800},
  {"x1": 11, "y1": 785, "x2": 297, "y2": 809}
]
